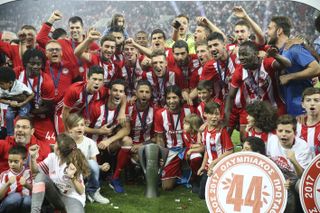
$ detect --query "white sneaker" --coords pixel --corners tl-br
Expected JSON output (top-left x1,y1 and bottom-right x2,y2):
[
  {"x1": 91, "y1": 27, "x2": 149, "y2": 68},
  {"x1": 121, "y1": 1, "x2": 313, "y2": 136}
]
[
  {"x1": 92, "y1": 189, "x2": 110, "y2": 204},
  {"x1": 86, "y1": 194, "x2": 94, "y2": 203}
]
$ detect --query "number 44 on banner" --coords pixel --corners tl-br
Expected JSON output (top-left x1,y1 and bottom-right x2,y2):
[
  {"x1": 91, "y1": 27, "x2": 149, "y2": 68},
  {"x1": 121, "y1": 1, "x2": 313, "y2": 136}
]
[{"x1": 205, "y1": 152, "x2": 287, "y2": 213}]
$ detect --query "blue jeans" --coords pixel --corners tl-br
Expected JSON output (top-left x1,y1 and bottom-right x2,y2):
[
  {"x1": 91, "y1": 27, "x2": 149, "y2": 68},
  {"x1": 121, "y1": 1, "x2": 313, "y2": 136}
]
[
  {"x1": 86, "y1": 159, "x2": 100, "y2": 195},
  {"x1": 6, "y1": 103, "x2": 31, "y2": 136},
  {"x1": 0, "y1": 192, "x2": 31, "y2": 213}
]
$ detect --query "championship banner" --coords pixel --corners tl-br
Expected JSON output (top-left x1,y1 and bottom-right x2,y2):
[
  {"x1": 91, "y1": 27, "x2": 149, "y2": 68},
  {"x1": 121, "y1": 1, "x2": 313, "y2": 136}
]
[
  {"x1": 205, "y1": 152, "x2": 287, "y2": 213},
  {"x1": 300, "y1": 154, "x2": 320, "y2": 212}
]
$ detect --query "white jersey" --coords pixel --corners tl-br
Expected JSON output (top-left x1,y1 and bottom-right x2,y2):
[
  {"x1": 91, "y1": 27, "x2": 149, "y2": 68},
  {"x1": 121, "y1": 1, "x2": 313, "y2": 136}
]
[
  {"x1": 38, "y1": 153, "x2": 86, "y2": 206},
  {"x1": 76, "y1": 136, "x2": 99, "y2": 159},
  {"x1": 0, "y1": 80, "x2": 33, "y2": 98},
  {"x1": 266, "y1": 135, "x2": 313, "y2": 174}
]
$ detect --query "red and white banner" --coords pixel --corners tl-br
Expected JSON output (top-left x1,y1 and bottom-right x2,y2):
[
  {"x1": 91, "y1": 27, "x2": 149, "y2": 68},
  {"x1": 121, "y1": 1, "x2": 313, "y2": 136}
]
[
  {"x1": 300, "y1": 154, "x2": 320, "y2": 213},
  {"x1": 205, "y1": 152, "x2": 287, "y2": 213}
]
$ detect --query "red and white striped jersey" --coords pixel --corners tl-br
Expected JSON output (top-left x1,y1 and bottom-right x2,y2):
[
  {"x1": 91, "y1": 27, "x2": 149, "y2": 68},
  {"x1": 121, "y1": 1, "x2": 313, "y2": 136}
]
[
  {"x1": 167, "y1": 54, "x2": 202, "y2": 90},
  {"x1": 246, "y1": 127, "x2": 276, "y2": 144},
  {"x1": 200, "y1": 56, "x2": 243, "y2": 108},
  {"x1": 113, "y1": 52, "x2": 125, "y2": 68},
  {"x1": 87, "y1": 101, "x2": 126, "y2": 143},
  {"x1": 297, "y1": 117, "x2": 320, "y2": 156},
  {"x1": 144, "y1": 70, "x2": 179, "y2": 107},
  {"x1": 231, "y1": 59, "x2": 276, "y2": 108},
  {"x1": 127, "y1": 103, "x2": 155, "y2": 144},
  {"x1": 154, "y1": 106, "x2": 192, "y2": 148},
  {"x1": 119, "y1": 58, "x2": 145, "y2": 98},
  {"x1": 196, "y1": 98, "x2": 224, "y2": 122},
  {"x1": 201, "y1": 127, "x2": 233, "y2": 166},
  {"x1": 196, "y1": 101, "x2": 206, "y2": 122},
  {"x1": 183, "y1": 131, "x2": 197, "y2": 148},
  {"x1": 88, "y1": 53, "x2": 121, "y2": 86},
  {"x1": 63, "y1": 81, "x2": 107, "y2": 120},
  {"x1": 0, "y1": 167, "x2": 32, "y2": 197}
]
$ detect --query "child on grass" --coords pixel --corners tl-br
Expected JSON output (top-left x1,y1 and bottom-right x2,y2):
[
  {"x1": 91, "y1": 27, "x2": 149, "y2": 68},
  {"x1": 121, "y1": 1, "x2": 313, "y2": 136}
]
[
  {"x1": 182, "y1": 113, "x2": 204, "y2": 192},
  {"x1": 29, "y1": 133, "x2": 90, "y2": 213},
  {"x1": 197, "y1": 101, "x2": 233, "y2": 199},
  {"x1": 65, "y1": 113, "x2": 110, "y2": 204}
]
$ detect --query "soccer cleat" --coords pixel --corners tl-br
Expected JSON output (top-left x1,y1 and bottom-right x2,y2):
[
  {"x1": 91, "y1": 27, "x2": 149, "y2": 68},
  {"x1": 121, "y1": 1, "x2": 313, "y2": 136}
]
[{"x1": 109, "y1": 178, "x2": 125, "y2": 193}]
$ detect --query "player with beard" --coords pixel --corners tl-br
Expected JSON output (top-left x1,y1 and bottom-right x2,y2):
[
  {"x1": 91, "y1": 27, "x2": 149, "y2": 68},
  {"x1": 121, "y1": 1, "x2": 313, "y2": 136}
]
[
  {"x1": 266, "y1": 16, "x2": 320, "y2": 116},
  {"x1": 225, "y1": 41, "x2": 289, "y2": 142},
  {"x1": 127, "y1": 80, "x2": 155, "y2": 158},
  {"x1": 167, "y1": 14, "x2": 195, "y2": 54},
  {"x1": 37, "y1": 11, "x2": 99, "y2": 77},
  {"x1": 144, "y1": 50, "x2": 181, "y2": 108},
  {"x1": 116, "y1": 80, "x2": 155, "y2": 188},
  {"x1": 44, "y1": 40, "x2": 79, "y2": 134},
  {"x1": 154, "y1": 85, "x2": 194, "y2": 190},
  {"x1": 168, "y1": 40, "x2": 201, "y2": 105},
  {"x1": 0, "y1": 25, "x2": 42, "y2": 75},
  {"x1": 85, "y1": 79, "x2": 131, "y2": 193},
  {"x1": 201, "y1": 32, "x2": 238, "y2": 100},
  {"x1": 86, "y1": 79, "x2": 129, "y2": 144},
  {"x1": 0, "y1": 116, "x2": 50, "y2": 174},
  {"x1": 296, "y1": 87, "x2": 320, "y2": 156},
  {"x1": 227, "y1": 6, "x2": 265, "y2": 57},
  {"x1": 120, "y1": 43, "x2": 145, "y2": 103},
  {"x1": 267, "y1": 115, "x2": 313, "y2": 213},
  {"x1": 21, "y1": 49, "x2": 56, "y2": 145},
  {"x1": 200, "y1": 32, "x2": 244, "y2": 136},
  {"x1": 232, "y1": 6, "x2": 264, "y2": 46},
  {"x1": 108, "y1": 26, "x2": 126, "y2": 68},
  {"x1": 74, "y1": 31, "x2": 121, "y2": 87}
]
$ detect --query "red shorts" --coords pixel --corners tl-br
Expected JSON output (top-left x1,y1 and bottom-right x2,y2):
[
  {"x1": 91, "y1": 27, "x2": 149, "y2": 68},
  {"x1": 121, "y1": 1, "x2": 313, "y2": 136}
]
[
  {"x1": 161, "y1": 155, "x2": 181, "y2": 180},
  {"x1": 228, "y1": 107, "x2": 248, "y2": 128},
  {"x1": 238, "y1": 108, "x2": 248, "y2": 125}
]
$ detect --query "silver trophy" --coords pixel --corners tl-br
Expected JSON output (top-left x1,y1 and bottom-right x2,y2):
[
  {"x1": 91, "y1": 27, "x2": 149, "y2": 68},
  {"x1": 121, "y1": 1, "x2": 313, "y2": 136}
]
[{"x1": 138, "y1": 143, "x2": 168, "y2": 198}]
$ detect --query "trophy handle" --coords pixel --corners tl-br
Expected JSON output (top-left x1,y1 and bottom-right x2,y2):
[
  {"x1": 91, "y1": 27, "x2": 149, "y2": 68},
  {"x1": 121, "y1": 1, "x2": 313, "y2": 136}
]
[
  {"x1": 158, "y1": 146, "x2": 169, "y2": 175},
  {"x1": 138, "y1": 145, "x2": 147, "y2": 174}
]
